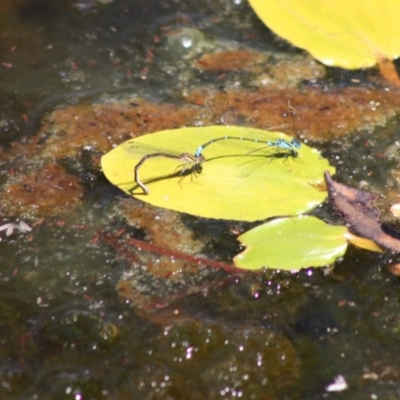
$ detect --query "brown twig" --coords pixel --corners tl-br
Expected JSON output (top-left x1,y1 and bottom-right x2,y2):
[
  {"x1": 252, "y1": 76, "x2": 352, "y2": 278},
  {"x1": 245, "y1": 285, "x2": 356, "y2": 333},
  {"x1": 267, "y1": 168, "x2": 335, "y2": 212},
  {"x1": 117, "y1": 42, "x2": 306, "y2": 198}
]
[{"x1": 378, "y1": 58, "x2": 400, "y2": 87}]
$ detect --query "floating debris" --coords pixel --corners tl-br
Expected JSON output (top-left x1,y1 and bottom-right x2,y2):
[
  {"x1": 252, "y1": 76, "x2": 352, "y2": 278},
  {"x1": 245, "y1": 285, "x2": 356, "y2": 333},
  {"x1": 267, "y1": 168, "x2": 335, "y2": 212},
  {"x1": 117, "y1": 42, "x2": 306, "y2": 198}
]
[
  {"x1": 0, "y1": 220, "x2": 32, "y2": 236},
  {"x1": 325, "y1": 375, "x2": 348, "y2": 392}
]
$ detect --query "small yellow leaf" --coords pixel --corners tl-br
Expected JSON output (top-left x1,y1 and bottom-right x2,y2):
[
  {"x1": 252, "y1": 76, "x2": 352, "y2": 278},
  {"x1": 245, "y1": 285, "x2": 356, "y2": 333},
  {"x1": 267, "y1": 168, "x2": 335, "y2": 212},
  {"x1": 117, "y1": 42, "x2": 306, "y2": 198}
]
[
  {"x1": 344, "y1": 232, "x2": 383, "y2": 253},
  {"x1": 234, "y1": 216, "x2": 348, "y2": 270}
]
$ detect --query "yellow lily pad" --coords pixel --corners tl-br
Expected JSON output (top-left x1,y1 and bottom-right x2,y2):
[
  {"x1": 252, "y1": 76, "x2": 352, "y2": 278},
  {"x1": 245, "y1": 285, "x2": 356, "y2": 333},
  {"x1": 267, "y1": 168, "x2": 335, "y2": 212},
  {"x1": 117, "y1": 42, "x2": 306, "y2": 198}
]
[
  {"x1": 101, "y1": 126, "x2": 334, "y2": 221},
  {"x1": 248, "y1": 0, "x2": 400, "y2": 69},
  {"x1": 234, "y1": 216, "x2": 348, "y2": 270}
]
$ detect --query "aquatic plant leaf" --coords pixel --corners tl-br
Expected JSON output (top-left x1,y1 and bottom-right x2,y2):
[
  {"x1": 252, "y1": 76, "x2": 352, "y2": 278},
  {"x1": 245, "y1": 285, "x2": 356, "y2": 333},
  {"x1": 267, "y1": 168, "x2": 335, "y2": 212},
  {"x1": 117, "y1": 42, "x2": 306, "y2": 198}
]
[
  {"x1": 248, "y1": 0, "x2": 400, "y2": 69},
  {"x1": 344, "y1": 232, "x2": 383, "y2": 253},
  {"x1": 234, "y1": 216, "x2": 348, "y2": 270},
  {"x1": 101, "y1": 126, "x2": 334, "y2": 221}
]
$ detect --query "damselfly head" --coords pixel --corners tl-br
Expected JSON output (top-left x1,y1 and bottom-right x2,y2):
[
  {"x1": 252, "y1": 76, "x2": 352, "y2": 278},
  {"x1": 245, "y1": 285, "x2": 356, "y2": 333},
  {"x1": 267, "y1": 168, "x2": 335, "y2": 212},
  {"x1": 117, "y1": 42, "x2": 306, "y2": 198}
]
[{"x1": 290, "y1": 139, "x2": 301, "y2": 149}]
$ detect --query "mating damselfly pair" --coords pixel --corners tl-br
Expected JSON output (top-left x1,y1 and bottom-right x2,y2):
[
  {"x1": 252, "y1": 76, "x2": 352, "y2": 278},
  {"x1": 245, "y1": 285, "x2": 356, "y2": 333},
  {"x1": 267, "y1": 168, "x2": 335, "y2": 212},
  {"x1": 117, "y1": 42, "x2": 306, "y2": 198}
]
[{"x1": 133, "y1": 134, "x2": 302, "y2": 194}]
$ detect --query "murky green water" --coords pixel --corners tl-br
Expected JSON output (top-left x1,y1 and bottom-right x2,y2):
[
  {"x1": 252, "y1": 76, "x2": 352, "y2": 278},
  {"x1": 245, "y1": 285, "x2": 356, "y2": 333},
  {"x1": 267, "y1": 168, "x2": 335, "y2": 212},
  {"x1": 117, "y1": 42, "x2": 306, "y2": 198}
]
[{"x1": 2, "y1": 0, "x2": 400, "y2": 399}]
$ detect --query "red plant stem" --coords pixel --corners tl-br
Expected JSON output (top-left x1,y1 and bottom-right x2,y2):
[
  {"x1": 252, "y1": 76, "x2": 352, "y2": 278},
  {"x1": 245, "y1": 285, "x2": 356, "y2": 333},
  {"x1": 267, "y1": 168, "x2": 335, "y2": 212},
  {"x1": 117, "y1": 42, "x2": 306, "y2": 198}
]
[
  {"x1": 102, "y1": 232, "x2": 140, "y2": 264},
  {"x1": 125, "y1": 237, "x2": 243, "y2": 274},
  {"x1": 102, "y1": 232, "x2": 243, "y2": 274}
]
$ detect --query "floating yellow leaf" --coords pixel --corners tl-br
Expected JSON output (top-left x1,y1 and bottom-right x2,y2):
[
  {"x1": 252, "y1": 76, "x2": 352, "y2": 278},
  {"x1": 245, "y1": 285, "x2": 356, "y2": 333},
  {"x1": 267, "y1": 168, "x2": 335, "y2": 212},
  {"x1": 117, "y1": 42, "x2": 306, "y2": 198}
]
[
  {"x1": 344, "y1": 232, "x2": 383, "y2": 253},
  {"x1": 234, "y1": 216, "x2": 348, "y2": 270},
  {"x1": 101, "y1": 126, "x2": 334, "y2": 221},
  {"x1": 248, "y1": 0, "x2": 400, "y2": 69}
]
